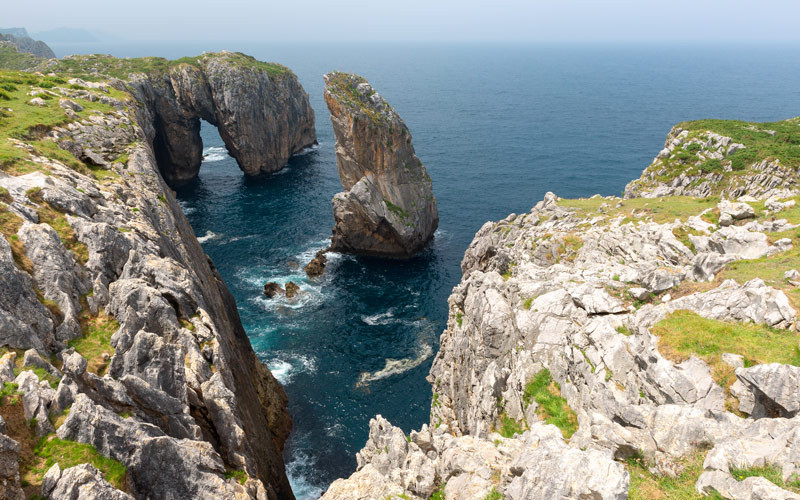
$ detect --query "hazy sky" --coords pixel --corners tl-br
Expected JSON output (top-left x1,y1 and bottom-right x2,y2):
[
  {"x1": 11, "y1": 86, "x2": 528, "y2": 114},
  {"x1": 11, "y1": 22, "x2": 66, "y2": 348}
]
[{"x1": 4, "y1": 0, "x2": 799, "y2": 43}]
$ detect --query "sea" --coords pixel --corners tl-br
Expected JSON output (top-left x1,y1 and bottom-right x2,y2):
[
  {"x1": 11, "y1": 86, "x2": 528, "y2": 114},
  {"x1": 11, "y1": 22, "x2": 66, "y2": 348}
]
[{"x1": 48, "y1": 41, "x2": 800, "y2": 498}]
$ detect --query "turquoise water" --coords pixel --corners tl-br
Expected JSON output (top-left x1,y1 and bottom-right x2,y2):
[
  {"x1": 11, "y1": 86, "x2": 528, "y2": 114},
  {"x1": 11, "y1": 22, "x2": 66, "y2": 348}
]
[{"x1": 53, "y1": 42, "x2": 800, "y2": 498}]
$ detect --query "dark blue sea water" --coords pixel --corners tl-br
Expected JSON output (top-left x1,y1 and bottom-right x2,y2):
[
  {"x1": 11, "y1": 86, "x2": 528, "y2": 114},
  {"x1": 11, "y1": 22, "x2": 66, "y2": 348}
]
[{"x1": 52, "y1": 42, "x2": 800, "y2": 498}]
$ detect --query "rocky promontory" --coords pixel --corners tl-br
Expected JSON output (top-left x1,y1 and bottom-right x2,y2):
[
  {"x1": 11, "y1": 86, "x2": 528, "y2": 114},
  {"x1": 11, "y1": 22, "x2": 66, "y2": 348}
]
[
  {"x1": 38, "y1": 52, "x2": 317, "y2": 186},
  {"x1": 0, "y1": 59, "x2": 296, "y2": 498},
  {"x1": 322, "y1": 119, "x2": 800, "y2": 500},
  {"x1": 323, "y1": 72, "x2": 438, "y2": 258}
]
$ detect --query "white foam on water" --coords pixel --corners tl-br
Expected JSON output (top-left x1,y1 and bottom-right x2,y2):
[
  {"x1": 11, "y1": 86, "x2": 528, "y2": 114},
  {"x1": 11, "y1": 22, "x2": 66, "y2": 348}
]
[
  {"x1": 292, "y1": 143, "x2": 321, "y2": 157},
  {"x1": 285, "y1": 449, "x2": 325, "y2": 500},
  {"x1": 202, "y1": 146, "x2": 228, "y2": 162},
  {"x1": 178, "y1": 200, "x2": 196, "y2": 215},
  {"x1": 196, "y1": 231, "x2": 217, "y2": 243},
  {"x1": 357, "y1": 342, "x2": 434, "y2": 387},
  {"x1": 361, "y1": 309, "x2": 396, "y2": 326},
  {"x1": 266, "y1": 354, "x2": 317, "y2": 385}
]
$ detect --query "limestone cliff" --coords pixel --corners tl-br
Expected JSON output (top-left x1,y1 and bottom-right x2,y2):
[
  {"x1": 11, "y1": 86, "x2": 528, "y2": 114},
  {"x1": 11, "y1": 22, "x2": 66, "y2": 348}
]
[
  {"x1": 0, "y1": 29, "x2": 55, "y2": 59},
  {"x1": 624, "y1": 118, "x2": 800, "y2": 199},
  {"x1": 322, "y1": 119, "x2": 800, "y2": 500},
  {"x1": 323, "y1": 72, "x2": 438, "y2": 258},
  {"x1": 0, "y1": 65, "x2": 294, "y2": 498}
]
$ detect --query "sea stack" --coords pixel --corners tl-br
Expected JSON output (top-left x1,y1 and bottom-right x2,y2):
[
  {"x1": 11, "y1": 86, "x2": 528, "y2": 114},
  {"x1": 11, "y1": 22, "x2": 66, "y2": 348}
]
[{"x1": 323, "y1": 72, "x2": 438, "y2": 258}]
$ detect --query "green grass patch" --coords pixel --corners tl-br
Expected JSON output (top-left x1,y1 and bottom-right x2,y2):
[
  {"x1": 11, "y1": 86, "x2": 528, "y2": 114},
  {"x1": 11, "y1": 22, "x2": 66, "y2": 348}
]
[
  {"x1": 429, "y1": 483, "x2": 446, "y2": 500},
  {"x1": 224, "y1": 468, "x2": 247, "y2": 485},
  {"x1": 558, "y1": 196, "x2": 719, "y2": 225},
  {"x1": 652, "y1": 311, "x2": 800, "y2": 393},
  {"x1": 69, "y1": 308, "x2": 119, "y2": 376},
  {"x1": 25, "y1": 436, "x2": 126, "y2": 491},
  {"x1": 496, "y1": 413, "x2": 524, "y2": 438},
  {"x1": 522, "y1": 369, "x2": 578, "y2": 439},
  {"x1": 627, "y1": 452, "x2": 723, "y2": 500},
  {"x1": 523, "y1": 297, "x2": 533, "y2": 310},
  {"x1": 729, "y1": 465, "x2": 800, "y2": 493},
  {"x1": 27, "y1": 188, "x2": 89, "y2": 264}
]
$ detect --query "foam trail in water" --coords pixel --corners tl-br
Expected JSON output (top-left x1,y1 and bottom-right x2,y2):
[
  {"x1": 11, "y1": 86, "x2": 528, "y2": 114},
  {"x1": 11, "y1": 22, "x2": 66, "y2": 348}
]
[
  {"x1": 357, "y1": 342, "x2": 434, "y2": 387},
  {"x1": 361, "y1": 309, "x2": 396, "y2": 326},
  {"x1": 202, "y1": 146, "x2": 228, "y2": 162},
  {"x1": 196, "y1": 231, "x2": 217, "y2": 243},
  {"x1": 292, "y1": 143, "x2": 321, "y2": 157}
]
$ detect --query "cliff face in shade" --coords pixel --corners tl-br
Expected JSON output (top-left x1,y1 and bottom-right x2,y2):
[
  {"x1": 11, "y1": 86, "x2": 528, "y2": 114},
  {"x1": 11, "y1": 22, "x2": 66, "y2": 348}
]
[
  {"x1": 129, "y1": 52, "x2": 316, "y2": 186},
  {"x1": 323, "y1": 72, "x2": 438, "y2": 258}
]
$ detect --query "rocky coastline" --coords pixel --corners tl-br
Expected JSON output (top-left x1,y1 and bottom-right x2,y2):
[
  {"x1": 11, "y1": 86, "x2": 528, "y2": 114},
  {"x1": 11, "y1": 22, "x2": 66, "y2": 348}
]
[
  {"x1": 322, "y1": 118, "x2": 800, "y2": 500},
  {"x1": 0, "y1": 52, "x2": 310, "y2": 499}
]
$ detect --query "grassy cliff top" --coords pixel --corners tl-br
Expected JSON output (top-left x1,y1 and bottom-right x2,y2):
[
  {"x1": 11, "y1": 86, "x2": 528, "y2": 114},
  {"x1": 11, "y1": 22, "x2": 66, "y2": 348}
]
[
  {"x1": 0, "y1": 48, "x2": 291, "y2": 81},
  {"x1": 625, "y1": 117, "x2": 800, "y2": 197},
  {"x1": 324, "y1": 71, "x2": 396, "y2": 127}
]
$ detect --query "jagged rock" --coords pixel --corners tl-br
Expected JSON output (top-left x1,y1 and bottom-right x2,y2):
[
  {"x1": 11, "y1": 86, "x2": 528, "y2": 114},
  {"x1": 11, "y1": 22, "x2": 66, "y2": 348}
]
[
  {"x1": 263, "y1": 282, "x2": 284, "y2": 298},
  {"x1": 0, "y1": 351, "x2": 17, "y2": 384},
  {"x1": 15, "y1": 370, "x2": 55, "y2": 436},
  {"x1": 129, "y1": 52, "x2": 316, "y2": 185},
  {"x1": 42, "y1": 463, "x2": 133, "y2": 500},
  {"x1": 0, "y1": 434, "x2": 24, "y2": 500},
  {"x1": 304, "y1": 250, "x2": 327, "y2": 278},
  {"x1": 323, "y1": 72, "x2": 438, "y2": 258},
  {"x1": 697, "y1": 470, "x2": 800, "y2": 500},
  {"x1": 59, "y1": 98, "x2": 84, "y2": 112},
  {"x1": 628, "y1": 287, "x2": 649, "y2": 301},
  {"x1": 0, "y1": 235, "x2": 56, "y2": 352},
  {"x1": 22, "y1": 349, "x2": 61, "y2": 378},
  {"x1": 284, "y1": 281, "x2": 300, "y2": 298},
  {"x1": 718, "y1": 200, "x2": 755, "y2": 226},
  {"x1": 734, "y1": 364, "x2": 800, "y2": 418}
]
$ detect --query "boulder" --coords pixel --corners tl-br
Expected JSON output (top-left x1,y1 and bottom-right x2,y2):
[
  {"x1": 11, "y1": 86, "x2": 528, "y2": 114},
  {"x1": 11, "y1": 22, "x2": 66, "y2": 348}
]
[
  {"x1": 304, "y1": 250, "x2": 327, "y2": 278},
  {"x1": 263, "y1": 282, "x2": 284, "y2": 298},
  {"x1": 285, "y1": 281, "x2": 300, "y2": 298},
  {"x1": 42, "y1": 463, "x2": 133, "y2": 500}
]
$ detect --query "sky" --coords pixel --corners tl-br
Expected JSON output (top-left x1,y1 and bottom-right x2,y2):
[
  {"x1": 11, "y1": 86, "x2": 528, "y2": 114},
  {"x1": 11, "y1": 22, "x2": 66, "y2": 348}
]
[{"x1": 3, "y1": 0, "x2": 799, "y2": 43}]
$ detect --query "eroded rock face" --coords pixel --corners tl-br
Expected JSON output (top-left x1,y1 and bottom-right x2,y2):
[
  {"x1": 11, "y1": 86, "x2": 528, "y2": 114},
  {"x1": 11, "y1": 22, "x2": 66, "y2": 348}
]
[
  {"x1": 129, "y1": 52, "x2": 316, "y2": 186},
  {"x1": 323, "y1": 72, "x2": 438, "y2": 258},
  {"x1": 0, "y1": 74, "x2": 293, "y2": 499}
]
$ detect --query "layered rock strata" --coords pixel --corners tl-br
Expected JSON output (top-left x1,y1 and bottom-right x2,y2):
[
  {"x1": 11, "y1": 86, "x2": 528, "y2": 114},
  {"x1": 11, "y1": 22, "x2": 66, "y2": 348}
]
[
  {"x1": 0, "y1": 66, "x2": 293, "y2": 498},
  {"x1": 323, "y1": 124, "x2": 800, "y2": 499},
  {"x1": 323, "y1": 72, "x2": 438, "y2": 258}
]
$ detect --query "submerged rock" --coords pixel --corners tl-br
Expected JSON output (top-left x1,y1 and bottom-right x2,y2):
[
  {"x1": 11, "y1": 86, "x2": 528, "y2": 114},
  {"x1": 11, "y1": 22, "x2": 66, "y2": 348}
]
[
  {"x1": 304, "y1": 249, "x2": 327, "y2": 278},
  {"x1": 323, "y1": 72, "x2": 438, "y2": 258},
  {"x1": 284, "y1": 281, "x2": 300, "y2": 298},
  {"x1": 263, "y1": 282, "x2": 285, "y2": 298}
]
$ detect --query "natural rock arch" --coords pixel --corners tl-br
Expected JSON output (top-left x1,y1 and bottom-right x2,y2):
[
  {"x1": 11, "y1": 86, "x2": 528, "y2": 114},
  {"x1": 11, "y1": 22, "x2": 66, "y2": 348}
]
[{"x1": 130, "y1": 52, "x2": 316, "y2": 186}]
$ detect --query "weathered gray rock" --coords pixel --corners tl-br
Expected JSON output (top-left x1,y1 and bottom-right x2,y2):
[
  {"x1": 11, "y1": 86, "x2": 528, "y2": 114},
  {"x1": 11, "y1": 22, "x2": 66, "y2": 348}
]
[
  {"x1": 0, "y1": 433, "x2": 24, "y2": 500},
  {"x1": 697, "y1": 470, "x2": 800, "y2": 500},
  {"x1": 15, "y1": 369, "x2": 55, "y2": 436},
  {"x1": 734, "y1": 364, "x2": 800, "y2": 418},
  {"x1": 129, "y1": 52, "x2": 316, "y2": 185},
  {"x1": 42, "y1": 463, "x2": 133, "y2": 500},
  {"x1": 323, "y1": 72, "x2": 438, "y2": 258}
]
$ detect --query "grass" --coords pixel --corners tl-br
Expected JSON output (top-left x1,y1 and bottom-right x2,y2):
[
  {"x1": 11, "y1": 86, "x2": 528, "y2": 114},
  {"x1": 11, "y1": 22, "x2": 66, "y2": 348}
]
[
  {"x1": 0, "y1": 45, "x2": 42, "y2": 71},
  {"x1": 69, "y1": 308, "x2": 119, "y2": 376},
  {"x1": 0, "y1": 381, "x2": 21, "y2": 404},
  {"x1": 496, "y1": 413, "x2": 524, "y2": 438},
  {"x1": 729, "y1": 465, "x2": 800, "y2": 493},
  {"x1": 523, "y1": 297, "x2": 534, "y2": 310},
  {"x1": 0, "y1": 205, "x2": 34, "y2": 273},
  {"x1": 224, "y1": 468, "x2": 247, "y2": 485},
  {"x1": 481, "y1": 488, "x2": 503, "y2": 500},
  {"x1": 652, "y1": 311, "x2": 800, "y2": 396},
  {"x1": 522, "y1": 369, "x2": 578, "y2": 439},
  {"x1": 558, "y1": 195, "x2": 719, "y2": 226},
  {"x1": 627, "y1": 452, "x2": 723, "y2": 500},
  {"x1": 429, "y1": 483, "x2": 446, "y2": 500},
  {"x1": 384, "y1": 199, "x2": 409, "y2": 220},
  {"x1": 43, "y1": 52, "x2": 290, "y2": 81},
  {"x1": 325, "y1": 71, "x2": 394, "y2": 127},
  {"x1": 24, "y1": 436, "x2": 127, "y2": 491}
]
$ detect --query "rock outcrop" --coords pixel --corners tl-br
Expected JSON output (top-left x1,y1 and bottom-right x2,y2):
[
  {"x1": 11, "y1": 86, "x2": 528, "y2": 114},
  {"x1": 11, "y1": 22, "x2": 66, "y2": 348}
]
[
  {"x1": 119, "y1": 52, "x2": 316, "y2": 186},
  {"x1": 0, "y1": 28, "x2": 55, "y2": 59},
  {"x1": 323, "y1": 72, "x2": 438, "y2": 258},
  {"x1": 324, "y1": 119, "x2": 800, "y2": 499},
  {"x1": 0, "y1": 64, "x2": 293, "y2": 499}
]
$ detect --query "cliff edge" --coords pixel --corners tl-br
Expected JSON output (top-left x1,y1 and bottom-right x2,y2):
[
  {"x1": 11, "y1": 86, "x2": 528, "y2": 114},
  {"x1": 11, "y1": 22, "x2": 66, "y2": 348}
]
[
  {"x1": 322, "y1": 118, "x2": 800, "y2": 500},
  {"x1": 0, "y1": 60, "x2": 296, "y2": 498},
  {"x1": 323, "y1": 72, "x2": 438, "y2": 258}
]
